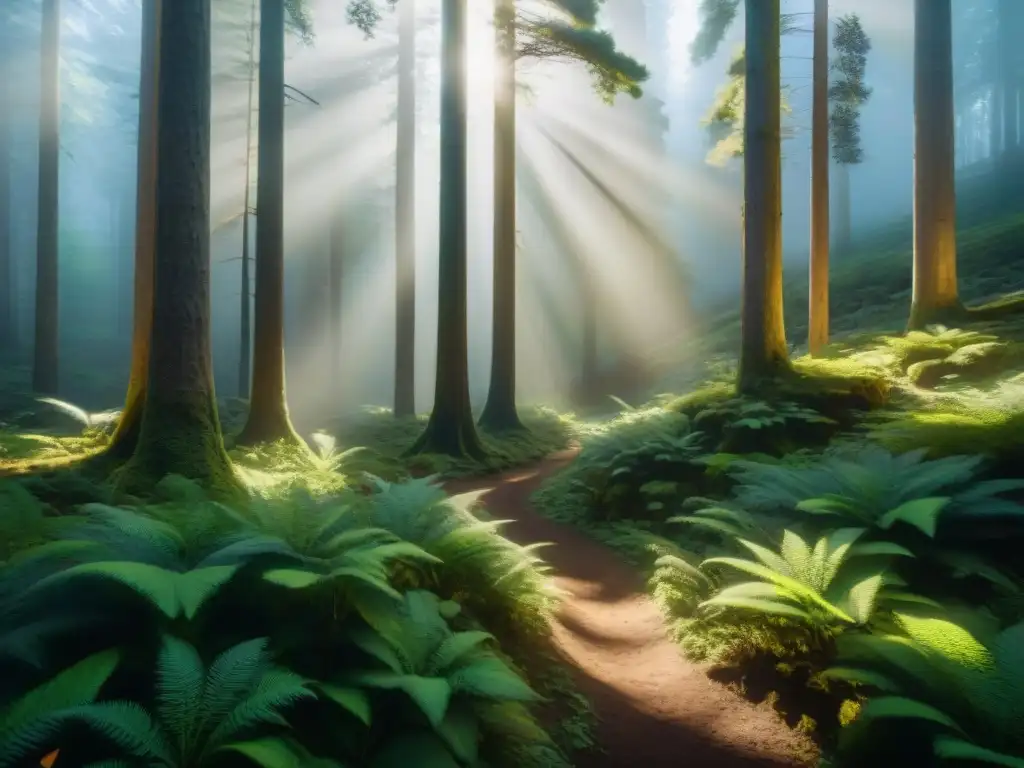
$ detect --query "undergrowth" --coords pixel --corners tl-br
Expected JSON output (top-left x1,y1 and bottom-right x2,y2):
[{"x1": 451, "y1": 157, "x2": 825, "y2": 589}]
[
  {"x1": 0, "y1": 469, "x2": 592, "y2": 767},
  {"x1": 532, "y1": 312, "x2": 1024, "y2": 763}
]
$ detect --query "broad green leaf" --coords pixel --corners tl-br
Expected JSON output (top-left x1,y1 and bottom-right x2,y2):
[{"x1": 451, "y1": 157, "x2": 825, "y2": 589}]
[
  {"x1": 796, "y1": 497, "x2": 853, "y2": 515},
  {"x1": 264, "y1": 569, "x2": 323, "y2": 588},
  {"x1": 877, "y1": 497, "x2": 949, "y2": 538},
  {"x1": 933, "y1": 735, "x2": 1024, "y2": 767},
  {"x1": 436, "y1": 706, "x2": 480, "y2": 765},
  {"x1": 699, "y1": 594, "x2": 813, "y2": 620},
  {"x1": 29, "y1": 561, "x2": 180, "y2": 616},
  {"x1": 315, "y1": 684, "x2": 372, "y2": 726},
  {"x1": 855, "y1": 695, "x2": 966, "y2": 733},
  {"x1": 702, "y1": 556, "x2": 854, "y2": 623},
  {"x1": 178, "y1": 566, "x2": 238, "y2": 619},
  {"x1": 0, "y1": 650, "x2": 120, "y2": 737},
  {"x1": 220, "y1": 737, "x2": 308, "y2": 768},
  {"x1": 847, "y1": 542, "x2": 916, "y2": 559},
  {"x1": 352, "y1": 672, "x2": 451, "y2": 727},
  {"x1": 818, "y1": 666, "x2": 900, "y2": 691}
]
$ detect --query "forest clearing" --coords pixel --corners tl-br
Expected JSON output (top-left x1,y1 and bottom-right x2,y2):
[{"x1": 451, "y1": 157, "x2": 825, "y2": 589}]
[{"x1": 2, "y1": 0, "x2": 1024, "y2": 766}]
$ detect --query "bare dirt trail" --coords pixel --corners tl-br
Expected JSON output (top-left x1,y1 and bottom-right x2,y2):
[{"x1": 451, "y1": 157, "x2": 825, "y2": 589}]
[{"x1": 446, "y1": 450, "x2": 818, "y2": 768}]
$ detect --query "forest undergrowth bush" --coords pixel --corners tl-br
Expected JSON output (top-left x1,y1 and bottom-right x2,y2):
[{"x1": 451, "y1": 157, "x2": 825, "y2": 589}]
[
  {"x1": 532, "y1": 316, "x2": 1024, "y2": 761},
  {"x1": 0, "y1": 472, "x2": 587, "y2": 768}
]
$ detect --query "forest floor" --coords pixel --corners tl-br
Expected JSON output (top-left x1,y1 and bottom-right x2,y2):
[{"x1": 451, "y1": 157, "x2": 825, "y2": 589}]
[{"x1": 446, "y1": 450, "x2": 818, "y2": 768}]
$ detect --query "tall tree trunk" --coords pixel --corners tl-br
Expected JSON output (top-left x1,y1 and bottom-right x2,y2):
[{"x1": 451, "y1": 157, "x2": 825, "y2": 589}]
[
  {"x1": 120, "y1": 0, "x2": 237, "y2": 493},
  {"x1": 328, "y1": 211, "x2": 342, "y2": 384},
  {"x1": 832, "y1": 161, "x2": 851, "y2": 254},
  {"x1": 106, "y1": 0, "x2": 159, "y2": 461},
  {"x1": 408, "y1": 0, "x2": 484, "y2": 459},
  {"x1": 237, "y1": 0, "x2": 257, "y2": 399},
  {"x1": 394, "y1": 0, "x2": 416, "y2": 418},
  {"x1": 33, "y1": 0, "x2": 60, "y2": 394},
  {"x1": 0, "y1": 61, "x2": 11, "y2": 356},
  {"x1": 737, "y1": 0, "x2": 787, "y2": 392},
  {"x1": 479, "y1": 0, "x2": 523, "y2": 432},
  {"x1": 909, "y1": 0, "x2": 960, "y2": 329},
  {"x1": 236, "y1": 0, "x2": 302, "y2": 446},
  {"x1": 807, "y1": 0, "x2": 829, "y2": 356}
]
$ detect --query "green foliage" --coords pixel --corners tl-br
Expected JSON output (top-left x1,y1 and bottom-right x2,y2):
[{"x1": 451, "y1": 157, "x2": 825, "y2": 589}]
[
  {"x1": 0, "y1": 475, "x2": 571, "y2": 767},
  {"x1": 345, "y1": 0, "x2": 648, "y2": 102},
  {"x1": 0, "y1": 650, "x2": 121, "y2": 768},
  {"x1": 533, "y1": 407, "x2": 706, "y2": 524},
  {"x1": 829, "y1": 14, "x2": 871, "y2": 167},
  {"x1": 689, "y1": 0, "x2": 740, "y2": 64},
  {"x1": 829, "y1": 613, "x2": 1024, "y2": 765}
]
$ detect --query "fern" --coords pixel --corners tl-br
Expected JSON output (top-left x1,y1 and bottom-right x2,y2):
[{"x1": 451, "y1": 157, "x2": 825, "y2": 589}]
[
  {"x1": 829, "y1": 613, "x2": 1024, "y2": 764},
  {"x1": 341, "y1": 591, "x2": 540, "y2": 763},
  {"x1": 48, "y1": 637, "x2": 314, "y2": 767},
  {"x1": 0, "y1": 650, "x2": 121, "y2": 768}
]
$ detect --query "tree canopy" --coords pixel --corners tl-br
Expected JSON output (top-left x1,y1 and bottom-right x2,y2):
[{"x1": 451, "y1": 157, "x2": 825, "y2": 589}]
[
  {"x1": 829, "y1": 13, "x2": 871, "y2": 166},
  {"x1": 345, "y1": 0, "x2": 648, "y2": 102}
]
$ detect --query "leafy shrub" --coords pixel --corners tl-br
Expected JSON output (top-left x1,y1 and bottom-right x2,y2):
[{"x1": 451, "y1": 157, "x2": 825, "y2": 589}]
[
  {"x1": 689, "y1": 397, "x2": 838, "y2": 454},
  {"x1": 828, "y1": 612, "x2": 1024, "y2": 766},
  {"x1": 532, "y1": 407, "x2": 706, "y2": 524},
  {"x1": 0, "y1": 478, "x2": 567, "y2": 767}
]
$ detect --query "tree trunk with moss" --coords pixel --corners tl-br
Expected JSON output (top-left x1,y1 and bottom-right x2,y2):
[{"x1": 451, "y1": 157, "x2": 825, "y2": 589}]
[
  {"x1": 236, "y1": 0, "x2": 302, "y2": 446},
  {"x1": 737, "y1": 0, "x2": 788, "y2": 392},
  {"x1": 909, "y1": 0, "x2": 960, "y2": 329},
  {"x1": 807, "y1": 0, "x2": 829, "y2": 356},
  {"x1": 394, "y1": 0, "x2": 416, "y2": 418},
  {"x1": 479, "y1": 0, "x2": 524, "y2": 433},
  {"x1": 408, "y1": 0, "x2": 485, "y2": 459},
  {"x1": 120, "y1": 0, "x2": 237, "y2": 494},
  {"x1": 106, "y1": 0, "x2": 160, "y2": 461},
  {"x1": 33, "y1": 0, "x2": 60, "y2": 395}
]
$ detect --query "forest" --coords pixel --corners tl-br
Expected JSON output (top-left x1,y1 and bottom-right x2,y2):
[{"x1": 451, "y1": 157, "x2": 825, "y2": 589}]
[{"x1": 2, "y1": 0, "x2": 1024, "y2": 766}]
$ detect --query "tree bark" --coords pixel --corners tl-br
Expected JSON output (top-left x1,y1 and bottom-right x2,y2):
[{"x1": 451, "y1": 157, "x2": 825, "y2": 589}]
[
  {"x1": 479, "y1": 0, "x2": 524, "y2": 432},
  {"x1": 833, "y1": 161, "x2": 851, "y2": 254},
  {"x1": 33, "y1": 0, "x2": 60, "y2": 395},
  {"x1": 236, "y1": 0, "x2": 302, "y2": 446},
  {"x1": 394, "y1": 0, "x2": 416, "y2": 418},
  {"x1": 407, "y1": 0, "x2": 485, "y2": 459},
  {"x1": 737, "y1": 0, "x2": 788, "y2": 392},
  {"x1": 106, "y1": 0, "x2": 160, "y2": 461},
  {"x1": 120, "y1": 0, "x2": 237, "y2": 494},
  {"x1": 237, "y1": 0, "x2": 257, "y2": 399},
  {"x1": 909, "y1": 0, "x2": 961, "y2": 329},
  {"x1": 807, "y1": 0, "x2": 829, "y2": 356}
]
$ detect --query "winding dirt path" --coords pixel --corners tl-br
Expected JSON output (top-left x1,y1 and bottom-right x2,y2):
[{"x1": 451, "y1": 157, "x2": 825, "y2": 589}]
[{"x1": 446, "y1": 450, "x2": 818, "y2": 768}]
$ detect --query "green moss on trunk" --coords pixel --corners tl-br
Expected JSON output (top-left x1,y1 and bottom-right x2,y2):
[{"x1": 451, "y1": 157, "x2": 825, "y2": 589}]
[{"x1": 115, "y1": 389, "x2": 242, "y2": 501}]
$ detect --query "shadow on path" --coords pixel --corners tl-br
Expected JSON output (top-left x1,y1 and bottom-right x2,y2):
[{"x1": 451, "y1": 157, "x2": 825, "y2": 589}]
[{"x1": 446, "y1": 450, "x2": 818, "y2": 768}]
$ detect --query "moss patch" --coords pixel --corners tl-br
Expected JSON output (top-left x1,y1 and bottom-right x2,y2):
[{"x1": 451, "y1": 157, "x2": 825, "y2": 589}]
[{"x1": 327, "y1": 405, "x2": 578, "y2": 478}]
